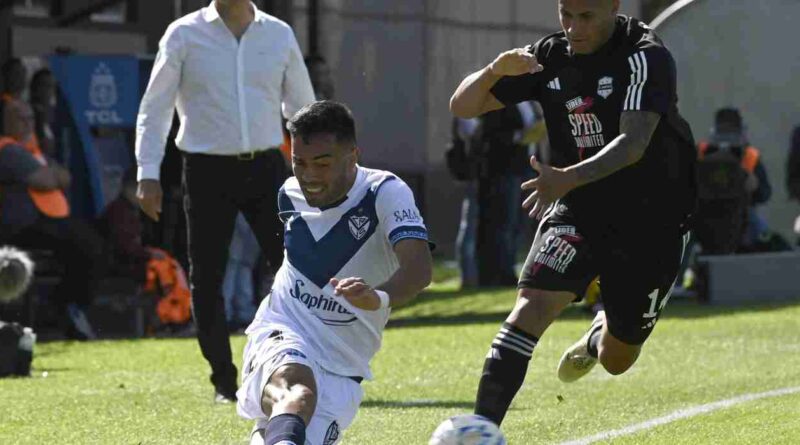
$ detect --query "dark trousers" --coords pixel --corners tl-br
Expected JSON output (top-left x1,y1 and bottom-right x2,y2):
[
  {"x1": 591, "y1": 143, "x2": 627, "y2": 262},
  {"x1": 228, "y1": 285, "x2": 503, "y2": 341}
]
[
  {"x1": 5, "y1": 216, "x2": 105, "y2": 308},
  {"x1": 182, "y1": 149, "x2": 288, "y2": 391}
]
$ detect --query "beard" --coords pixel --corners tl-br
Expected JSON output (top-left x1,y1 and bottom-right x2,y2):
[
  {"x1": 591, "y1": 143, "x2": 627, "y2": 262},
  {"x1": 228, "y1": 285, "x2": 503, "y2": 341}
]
[{"x1": 0, "y1": 247, "x2": 34, "y2": 304}]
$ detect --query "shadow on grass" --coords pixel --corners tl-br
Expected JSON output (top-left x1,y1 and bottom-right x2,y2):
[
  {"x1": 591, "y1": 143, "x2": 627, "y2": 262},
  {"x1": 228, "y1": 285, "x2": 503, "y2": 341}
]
[
  {"x1": 389, "y1": 286, "x2": 800, "y2": 329},
  {"x1": 361, "y1": 399, "x2": 473, "y2": 410}
]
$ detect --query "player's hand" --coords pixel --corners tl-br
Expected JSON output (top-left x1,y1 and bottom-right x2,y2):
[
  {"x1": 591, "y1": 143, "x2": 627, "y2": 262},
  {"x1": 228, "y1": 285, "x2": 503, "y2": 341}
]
[
  {"x1": 521, "y1": 156, "x2": 578, "y2": 220},
  {"x1": 330, "y1": 277, "x2": 381, "y2": 311},
  {"x1": 489, "y1": 47, "x2": 544, "y2": 77},
  {"x1": 137, "y1": 179, "x2": 163, "y2": 222},
  {"x1": 794, "y1": 214, "x2": 800, "y2": 235}
]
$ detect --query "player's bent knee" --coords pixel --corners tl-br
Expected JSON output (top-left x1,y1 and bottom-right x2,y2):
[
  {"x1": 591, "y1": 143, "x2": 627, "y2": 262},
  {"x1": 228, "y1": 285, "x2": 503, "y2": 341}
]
[
  {"x1": 509, "y1": 288, "x2": 575, "y2": 337},
  {"x1": 597, "y1": 330, "x2": 641, "y2": 375},
  {"x1": 598, "y1": 353, "x2": 637, "y2": 375},
  {"x1": 261, "y1": 363, "x2": 318, "y2": 423}
]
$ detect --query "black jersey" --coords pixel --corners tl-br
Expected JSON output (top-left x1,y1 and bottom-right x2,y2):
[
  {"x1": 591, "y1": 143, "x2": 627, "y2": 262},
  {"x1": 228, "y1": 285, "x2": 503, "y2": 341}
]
[{"x1": 491, "y1": 16, "x2": 696, "y2": 237}]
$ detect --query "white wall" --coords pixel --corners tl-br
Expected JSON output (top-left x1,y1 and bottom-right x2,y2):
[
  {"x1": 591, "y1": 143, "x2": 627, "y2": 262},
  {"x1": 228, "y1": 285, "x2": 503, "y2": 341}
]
[{"x1": 653, "y1": 0, "x2": 800, "y2": 240}]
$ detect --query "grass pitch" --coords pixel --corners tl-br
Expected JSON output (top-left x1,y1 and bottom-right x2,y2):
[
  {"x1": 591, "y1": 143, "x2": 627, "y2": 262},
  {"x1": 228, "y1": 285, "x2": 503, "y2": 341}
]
[{"x1": 2, "y1": 273, "x2": 799, "y2": 444}]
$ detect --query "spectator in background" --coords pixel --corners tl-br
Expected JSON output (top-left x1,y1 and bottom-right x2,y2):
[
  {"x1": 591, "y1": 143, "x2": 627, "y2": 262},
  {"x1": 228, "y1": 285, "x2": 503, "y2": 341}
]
[
  {"x1": 29, "y1": 68, "x2": 57, "y2": 157},
  {"x1": 697, "y1": 108, "x2": 772, "y2": 251},
  {"x1": 221, "y1": 214, "x2": 260, "y2": 331},
  {"x1": 0, "y1": 98, "x2": 104, "y2": 340},
  {"x1": 788, "y1": 125, "x2": 800, "y2": 245},
  {"x1": 474, "y1": 103, "x2": 532, "y2": 287},
  {"x1": 135, "y1": 0, "x2": 315, "y2": 403},
  {"x1": 447, "y1": 116, "x2": 480, "y2": 288},
  {"x1": 788, "y1": 125, "x2": 800, "y2": 202},
  {"x1": 305, "y1": 54, "x2": 335, "y2": 100},
  {"x1": 1, "y1": 58, "x2": 27, "y2": 101}
]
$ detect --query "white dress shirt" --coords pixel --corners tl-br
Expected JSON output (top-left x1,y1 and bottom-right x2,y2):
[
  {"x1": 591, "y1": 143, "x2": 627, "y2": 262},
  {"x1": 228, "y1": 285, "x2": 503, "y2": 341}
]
[{"x1": 135, "y1": 2, "x2": 315, "y2": 180}]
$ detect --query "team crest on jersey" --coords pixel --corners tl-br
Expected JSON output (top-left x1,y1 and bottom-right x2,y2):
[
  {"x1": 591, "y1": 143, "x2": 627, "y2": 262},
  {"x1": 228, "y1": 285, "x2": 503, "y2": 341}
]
[
  {"x1": 597, "y1": 76, "x2": 614, "y2": 99},
  {"x1": 323, "y1": 421, "x2": 340, "y2": 445},
  {"x1": 348, "y1": 215, "x2": 371, "y2": 240}
]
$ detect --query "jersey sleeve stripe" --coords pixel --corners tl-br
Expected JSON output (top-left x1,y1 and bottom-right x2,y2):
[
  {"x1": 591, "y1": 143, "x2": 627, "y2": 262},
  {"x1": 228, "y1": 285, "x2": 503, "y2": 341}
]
[
  {"x1": 635, "y1": 51, "x2": 648, "y2": 110},
  {"x1": 625, "y1": 55, "x2": 638, "y2": 110},
  {"x1": 624, "y1": 51, "x2": 648, "y2": 111}
]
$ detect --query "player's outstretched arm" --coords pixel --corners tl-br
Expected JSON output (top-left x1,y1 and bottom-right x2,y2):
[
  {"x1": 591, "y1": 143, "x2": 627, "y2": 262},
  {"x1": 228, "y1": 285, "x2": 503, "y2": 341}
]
[
  {"x1": 330, "y1": 239, "x2": 432, "y2": 311},
  {"x1": 379, "y1": 238, "x2": 433, "y2": 308},
  {"x1": 450, "y1": 48, "x2": 543, "y2": 119},
  {"x1": 566, "y1": 110, "x2": 661, "y2": 187}
]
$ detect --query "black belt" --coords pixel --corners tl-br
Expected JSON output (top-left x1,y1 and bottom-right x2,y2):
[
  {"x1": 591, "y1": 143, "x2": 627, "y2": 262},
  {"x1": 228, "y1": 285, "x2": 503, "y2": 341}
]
[
  {"x1": 183, "y1": 147, "x2": 280, "y2": 161},
  {"x1": 234, "y1": 148, "x2": 279, "y2": 161},
  {"x1": 348, "y1": 376, "x2": 363, "y2": 384}
]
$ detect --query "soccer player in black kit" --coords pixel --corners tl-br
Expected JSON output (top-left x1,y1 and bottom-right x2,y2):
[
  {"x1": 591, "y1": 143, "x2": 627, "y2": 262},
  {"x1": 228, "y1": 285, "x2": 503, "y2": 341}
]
[{"x1": 450, "y1": 0, "x2": 697, "y2": 426}]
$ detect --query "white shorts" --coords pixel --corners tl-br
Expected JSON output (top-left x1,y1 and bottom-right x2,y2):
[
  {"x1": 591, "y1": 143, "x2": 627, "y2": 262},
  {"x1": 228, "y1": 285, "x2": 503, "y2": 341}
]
[{"x1": 237, "y1": 326, "x2": 364, "y2": 445}]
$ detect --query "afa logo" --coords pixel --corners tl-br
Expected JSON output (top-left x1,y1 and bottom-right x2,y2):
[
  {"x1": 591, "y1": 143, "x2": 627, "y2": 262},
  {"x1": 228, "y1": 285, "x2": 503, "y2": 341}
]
[
  {"x1": 348, "y1": 215, "x2": 370, "y2": 240},
  {"x1": 89, "y1": 63, "x2": 117, "y2": 109},
  {"x1": 86, "y1": 62, "x2": 123, "y2": 125}
]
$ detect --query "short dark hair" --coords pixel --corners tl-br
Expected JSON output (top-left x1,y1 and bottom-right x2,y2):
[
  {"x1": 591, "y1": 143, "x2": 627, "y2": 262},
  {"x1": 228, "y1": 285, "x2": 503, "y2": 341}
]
[{"x1": 287, "y1": 100, "x2": 356, "y2": 145}]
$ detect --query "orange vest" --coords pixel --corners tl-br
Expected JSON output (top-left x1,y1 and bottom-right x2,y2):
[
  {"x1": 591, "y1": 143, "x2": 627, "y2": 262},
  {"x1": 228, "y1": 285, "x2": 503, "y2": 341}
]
[
  {"x1": 0, "y1": 136, "x2": 70, "y2": 218},
  {"x1": 697, "y1": 141, "x2": 759, "y2": 174},
  {"x1": 144, "y1": 248, "x2": 192, "y2": 325}
]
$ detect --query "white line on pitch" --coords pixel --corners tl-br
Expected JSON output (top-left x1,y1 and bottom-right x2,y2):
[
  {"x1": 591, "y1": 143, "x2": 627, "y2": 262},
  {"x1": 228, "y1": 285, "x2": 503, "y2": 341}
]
[{"x1": 558, "y1": 386, "x2": 800, "y2": 445}]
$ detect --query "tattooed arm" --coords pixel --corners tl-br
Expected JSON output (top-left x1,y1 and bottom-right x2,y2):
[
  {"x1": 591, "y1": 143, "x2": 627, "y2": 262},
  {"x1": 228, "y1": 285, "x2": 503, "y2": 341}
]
[
  {"x1": 565, "y1": 111, "x2": 661, "y2": 187},
  {"x1": 521, "y1": 110, "x2": 662, "y2": 219}
]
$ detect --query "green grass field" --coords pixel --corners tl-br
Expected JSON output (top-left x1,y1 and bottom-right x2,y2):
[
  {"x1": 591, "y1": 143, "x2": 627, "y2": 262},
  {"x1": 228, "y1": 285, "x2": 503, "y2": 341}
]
[{"x1": 2, "y1": 271, "x2": 800, "y2": 444}]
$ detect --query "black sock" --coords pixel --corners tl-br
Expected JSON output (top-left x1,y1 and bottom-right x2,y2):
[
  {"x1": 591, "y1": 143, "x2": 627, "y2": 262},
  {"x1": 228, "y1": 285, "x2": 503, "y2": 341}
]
[
  {"x1": 264, "y1": 413, "x2": 306, "y2": 445},
  {"x1": 586, "y1": 324, "x2": 603, "y2": 359},
  {"x1": 474, "y1": 322, "x2": 538, "y2": 425}
]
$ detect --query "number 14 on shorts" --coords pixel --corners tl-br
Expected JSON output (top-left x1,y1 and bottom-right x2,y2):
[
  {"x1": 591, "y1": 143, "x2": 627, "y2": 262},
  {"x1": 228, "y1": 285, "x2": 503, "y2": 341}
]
[{"x1": 642, "y1": 288, "x2": 671, "y2": 329}]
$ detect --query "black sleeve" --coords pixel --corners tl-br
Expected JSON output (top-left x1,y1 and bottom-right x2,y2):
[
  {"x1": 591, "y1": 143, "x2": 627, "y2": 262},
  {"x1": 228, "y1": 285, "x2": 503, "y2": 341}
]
[
  {"x1": 0, "y1": 146, "x2": 42, "y2": 184},
  {"x1": 489, "y1": 43, "x2": 545, "y2": 106},
  {"x1": 622, "y1": 46, "x2": 675, "y2": 114}
]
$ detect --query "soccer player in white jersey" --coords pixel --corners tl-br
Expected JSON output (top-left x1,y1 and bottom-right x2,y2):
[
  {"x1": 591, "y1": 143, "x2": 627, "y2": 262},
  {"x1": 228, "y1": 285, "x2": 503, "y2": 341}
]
[{"x1": 236, "y1": 100, "x2": 433, "y2": 445}]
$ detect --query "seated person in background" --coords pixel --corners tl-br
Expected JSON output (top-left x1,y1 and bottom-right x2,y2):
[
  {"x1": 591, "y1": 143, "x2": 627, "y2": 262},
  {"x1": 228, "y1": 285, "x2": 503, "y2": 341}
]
[
  {"x1": 696, "y1": 108, "x2": 772, "y2": 253},
  {"x1": 29, "y1": 68, "x2": 58, "y2": 157},
  {"x1": 99, "y1": 169, "x2": 191, "y2": 327},
  {"x1": 0, "y1": 98, "x2": 104, "y2": 340},
  {"x1": 1, "y1": 58, "x2": 27, "y2": 102}
]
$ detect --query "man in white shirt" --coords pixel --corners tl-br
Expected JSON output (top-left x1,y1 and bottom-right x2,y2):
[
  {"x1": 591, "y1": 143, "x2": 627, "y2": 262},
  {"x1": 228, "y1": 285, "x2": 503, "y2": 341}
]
[
  {"x1": 236, "y1": 101, "x2": 433, "y2": 445},
  {"x1": 135, "y1": 0, "x2": 315, "y2": 403}
]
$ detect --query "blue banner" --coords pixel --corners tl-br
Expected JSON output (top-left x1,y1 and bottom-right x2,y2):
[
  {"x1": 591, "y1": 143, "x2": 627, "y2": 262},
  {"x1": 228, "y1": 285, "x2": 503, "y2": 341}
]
[
  {"x1": 49, "y1": 55, "x2": 140, "y2": 216},
  {"x1": 50, "y1": 55, "x2": 139, "y2": 127}
]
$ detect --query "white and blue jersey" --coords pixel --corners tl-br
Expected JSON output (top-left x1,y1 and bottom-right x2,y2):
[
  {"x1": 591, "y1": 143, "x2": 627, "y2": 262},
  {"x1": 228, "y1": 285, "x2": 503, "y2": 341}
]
[{"x1": 247, "y1": 166, "x2": 428, "y2": 379}]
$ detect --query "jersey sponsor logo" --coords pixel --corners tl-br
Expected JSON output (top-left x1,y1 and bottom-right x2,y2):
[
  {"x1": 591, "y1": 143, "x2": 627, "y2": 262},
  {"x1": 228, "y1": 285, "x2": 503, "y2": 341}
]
[
  {"x1": 597, "y1": 76, "x2": 614, "y2": 99},
  {"x1": 568, "y1": 113, "x2": 606, "y2": 149},
  {"x1": 552, "y1": 225, "x2": 577, "y2": 236},
  {"x1": 547, "y1": 77, "x2": 561, "y2": 91},
  {"x1": 565, "y1": 96, "x2": 594, "y2": 114},
  {"x1": 533, "y1": 235, "x2": 577, "y2": 274},
  {"x1": 393, "y1": 208, "x2": 421, "y2": 224},
  {"x1": 348, "y1": 214, "x2": 371, "y2": 240},
  {"x1": 289, "y1": 279, "x2": 357, "y2": 326}
]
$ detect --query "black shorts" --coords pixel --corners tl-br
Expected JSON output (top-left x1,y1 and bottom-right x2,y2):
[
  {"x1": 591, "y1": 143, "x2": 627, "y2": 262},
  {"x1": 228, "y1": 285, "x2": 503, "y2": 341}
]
[{"x1": 519, "y1": 205, "x2": 688, "y2": 345}]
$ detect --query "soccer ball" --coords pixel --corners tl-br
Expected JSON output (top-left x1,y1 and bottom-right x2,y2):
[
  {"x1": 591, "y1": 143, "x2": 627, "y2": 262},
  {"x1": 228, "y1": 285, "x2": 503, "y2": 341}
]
[{"x1": 429, "y1": 414, "x2": 507, "y2": 445}]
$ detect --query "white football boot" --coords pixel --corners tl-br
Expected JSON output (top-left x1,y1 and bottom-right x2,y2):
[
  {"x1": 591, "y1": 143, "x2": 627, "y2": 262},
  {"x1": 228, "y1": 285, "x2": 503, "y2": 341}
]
[{"x1": 557, "y1": 310, "x2": 605, "y2": 383}]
